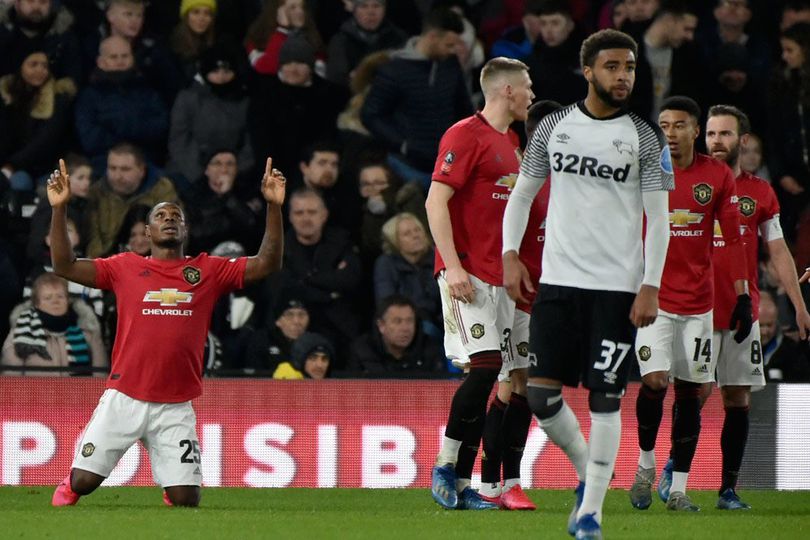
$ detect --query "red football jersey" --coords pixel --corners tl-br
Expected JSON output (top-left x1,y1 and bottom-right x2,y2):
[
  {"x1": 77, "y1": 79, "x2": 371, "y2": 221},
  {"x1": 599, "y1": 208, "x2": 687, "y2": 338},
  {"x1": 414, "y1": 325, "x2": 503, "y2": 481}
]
[
  {"x1": 516, "y1": 181, "x2": 549, "y2": 313},
  {"x1": 713, "y1": 171, "x2": 781, "y2": 327},
  {"x1": 432, "y1": 113, "x2": 522, "y2": 286},
  {"x1": 94, "y1": 252, "x2": 247, "y2": 402},
  {"x1": 659, "y1": 153, "x2": 744, "y2": 315}
]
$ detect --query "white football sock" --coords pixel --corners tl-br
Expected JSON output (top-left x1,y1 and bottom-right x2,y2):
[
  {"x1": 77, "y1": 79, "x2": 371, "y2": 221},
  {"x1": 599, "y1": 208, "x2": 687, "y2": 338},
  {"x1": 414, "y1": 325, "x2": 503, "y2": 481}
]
[
  {"x1": 436, "y1": 437, "x2": 461, "y2": 466},
  {"x1": 539, "y1": 401, "x2": 588, "y2": 481},
  {"x1": 671, "y1": 471, "x2": 689, "y2": 495},
  {"x1": 503, "y1": 478, "x2": 520, "y2": 491},
  {"x1": 578, "y1": 411, "x2": 621, "y2": 524},
  {"x1": 479, "y1": 482, "x2": 501, "y2": 497},
  {"x1": 639, "y1": 449, "x2": 656, "y2": 470}
]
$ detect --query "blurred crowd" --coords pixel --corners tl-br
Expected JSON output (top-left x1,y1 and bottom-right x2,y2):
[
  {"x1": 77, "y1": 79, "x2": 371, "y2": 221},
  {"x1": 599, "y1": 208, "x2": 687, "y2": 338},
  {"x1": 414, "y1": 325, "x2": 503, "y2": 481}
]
[{"x1": 1, "y1": 0, "x2": 810, "y2": 381}]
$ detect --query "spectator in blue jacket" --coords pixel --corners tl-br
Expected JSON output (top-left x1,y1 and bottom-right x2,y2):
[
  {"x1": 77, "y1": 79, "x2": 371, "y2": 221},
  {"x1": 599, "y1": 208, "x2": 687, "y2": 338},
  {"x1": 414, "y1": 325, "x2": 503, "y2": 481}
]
[
  {"x1": 74, "y1": 35, "x2": 168, "y2": 168},
  {"x1": 361, "y1": 7, "x2": 472, "y2": 190}
]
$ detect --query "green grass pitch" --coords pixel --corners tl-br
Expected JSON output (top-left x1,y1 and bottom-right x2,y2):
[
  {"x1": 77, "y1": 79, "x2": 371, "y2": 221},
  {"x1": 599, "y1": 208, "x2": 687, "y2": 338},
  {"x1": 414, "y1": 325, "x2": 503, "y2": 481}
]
[{"x1": 1, "y1": 487, "x2": 809, "y2": 539}]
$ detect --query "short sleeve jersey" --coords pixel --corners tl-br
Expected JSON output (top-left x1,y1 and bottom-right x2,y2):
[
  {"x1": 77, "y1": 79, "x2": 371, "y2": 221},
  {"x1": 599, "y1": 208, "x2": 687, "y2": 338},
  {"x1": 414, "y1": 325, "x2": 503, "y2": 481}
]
[
  {"x1": 516, "y1": 181, "x2": 549, "y2": 313},
  {"x1": 713, "y1": 171, "x2": 782, "y2": 327},
  {"x1": 432, "y1": 113, "x2": 522, "y2": 286},
  {"x1": 659, "y1": 153, "x2": 742, "y2": 315},
  {"x1": 94, "y1": 252, "x2": 247, "y2": 402},
  {"x1": 520, "y1": 102, "x2": 674, "y2": 293}
]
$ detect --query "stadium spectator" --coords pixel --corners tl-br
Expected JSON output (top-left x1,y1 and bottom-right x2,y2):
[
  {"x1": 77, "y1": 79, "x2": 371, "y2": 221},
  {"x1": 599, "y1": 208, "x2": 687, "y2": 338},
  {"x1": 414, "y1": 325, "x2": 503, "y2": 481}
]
[
  {"x1": 524, "y1": 0, "x2": 587, "y2": 106},
  {"x1": 26, "y1": 154, "x2": 93, "y2": 265},
  {"x1": 760, "y1": 290, "x2": 810, "y2": 382},
  {"x1": 85, "y1": 143, "x2": 178, "y2": 257},
  {"x1": 349, "y1": 294, "x2": 444, "y2": 376},
  {"x1": 0, "y1": 0, "x2": 82, "y2": 83},
  {"x1": 361, "y1": 7, "x2": 472, "y2": 191},
  {"x1": 296, "y1": 141, "x2": 361, "y2": 235},
  {"x1": 357, "y1": 163, "x2": 426, "y2": 264},
  {"x1": 113, "y1": 204, "x2": 151, "y2": 256},
  {"x1": 2, "y1": 272, "x2": 107, "y2": 377},
  {"x1": 248, "y1": 35, "x2": 348, "y2": 183},
  {"x1": 273, "y1": 331, "x2": 334, "y2": 379},
  {"x1": 74, "y1": 36, "x2": 168, "y2": 167},
  {"x1": 373, "y1": 212, "x2": 439, "y2": 336},
  {"x1": 781, "y1": 0, "x2": 810, "y2": 30},
  {"x1": 706, "y1": 43, "x2": 766, "y2": 136},
  {"x1": 448, "y1": 2, "x2": 485, "y2": 107},
  {"x1": 0, "y1": 239, "x2": 21, "y2": 342},
  {"x1": 283, "y1": 188, "x2": 362, "y2": 369},
  {"x1": 630, "y1": 1, "x2": 703, "y2": 122},
  {"x1": 182, "y1": 150, "x2": 260, "y2": 255},
  {"x1": 325, "y1": 0, "x2": 407, "y2": 88},
  {"x1": 167, "y1": 44, "x2": 253, "y2": 187},
  {"x1": 740, "y1": 132, "x2": 770, "y2": 179},
  {"x1": 82, "y1": 0, "x2": 183, "y2": 105},
  {"x1": 244, "y1": 0, "x2": 324, "y2": 76},
  {"x1": 619, "y1": 0, "x2": 660, "y2": 40},
  {"x1": 0, "y1": 46, "x2": 76, "y2": 191},
  {"x1": 169, "y1": 0, "x2": 222, "y2": 85},
  {"x1": 490, "y1": 0, "x2": 546, "y2": 60},
  {"x1": 244, "y1": 286, "x2": 309, "y2": 373},
  {"x1": 767, "y1": 22, "x2": 810, "y2": 240}
]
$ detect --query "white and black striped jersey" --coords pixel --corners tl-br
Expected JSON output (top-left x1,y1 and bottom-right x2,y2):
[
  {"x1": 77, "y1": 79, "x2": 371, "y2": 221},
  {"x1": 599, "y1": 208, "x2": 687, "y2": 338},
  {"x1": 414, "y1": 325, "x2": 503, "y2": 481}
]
[{"x1": 503, "y1": 102, "x2": 674, "y2": 293}]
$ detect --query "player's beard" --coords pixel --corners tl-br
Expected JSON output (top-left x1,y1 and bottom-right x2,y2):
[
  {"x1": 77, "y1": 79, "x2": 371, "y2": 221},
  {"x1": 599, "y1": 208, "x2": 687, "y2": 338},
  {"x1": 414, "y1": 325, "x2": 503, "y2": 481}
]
[
  {"x1": 152, "y1": 236, "x2": 183, "y2": 249},
  {"x1": 593, "y1": 78, "x2": 631, "y2": 109},
  {"x1": 720, "y1": 142, "x2": 741, "y2": 168}
]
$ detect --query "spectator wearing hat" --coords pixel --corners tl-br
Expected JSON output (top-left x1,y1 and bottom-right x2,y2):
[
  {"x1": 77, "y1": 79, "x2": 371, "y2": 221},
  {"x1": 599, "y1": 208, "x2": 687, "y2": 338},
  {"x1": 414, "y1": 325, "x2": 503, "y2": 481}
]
[
  {"x1": 74, "y1": 35, "x2": 168, "y2": 167},
  {"x1": 249, "y1": 34, "x2": 348, "y2": 182},
  {"x1": 325, "y1": 0, "x2": 407, "y2": 88},
  {"x1": 181, "y1": 150, "x2": 261, "y2": 255},
  {"x1": 169, "y1": 0, "x2": 221, "y2": 85},
  {"x1": 0, "y1": 0, "x2": 82, "y2": 84},
  {"x1": 245, "y1": 287, "x2": 310, "y2": 373},
  {"x1": 0, "y1": 45, "x2": 77, "y2": 191},
  {"x1": 349, "y1": 294, "x2": 445, "y2": 377},
  {"x1": 244, "y1": 0, "x2": 325, "y2": 76},
  {"x1": 273, "y1": 331, "x2": 334, "y2": 379},
  {"x1": 167, "y1": 43, "x2": 253, "y2": 186}
]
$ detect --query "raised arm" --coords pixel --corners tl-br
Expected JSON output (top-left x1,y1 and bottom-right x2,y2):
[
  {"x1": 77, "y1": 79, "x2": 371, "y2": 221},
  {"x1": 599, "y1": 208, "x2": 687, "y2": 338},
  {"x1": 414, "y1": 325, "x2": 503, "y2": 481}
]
[
  {"x1": 48, "y1": 159, "x2": 97, "y2": 288},
  {"x1": 244, "y1": 157, "x2": 286, "y2": 285}
]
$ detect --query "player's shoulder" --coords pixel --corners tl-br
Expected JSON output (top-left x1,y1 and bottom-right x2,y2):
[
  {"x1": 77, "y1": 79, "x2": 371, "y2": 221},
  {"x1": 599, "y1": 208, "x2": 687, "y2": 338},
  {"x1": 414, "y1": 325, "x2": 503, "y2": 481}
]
[
  {"x1": 97, "y1": 251, "x2": 138, "y2": 266},
  {"x1": 626, "y1": 110, "x2": 666, "y2": 144},
  {"x1": 538, "y1": 103, "x2": 577, "y2": 131}
]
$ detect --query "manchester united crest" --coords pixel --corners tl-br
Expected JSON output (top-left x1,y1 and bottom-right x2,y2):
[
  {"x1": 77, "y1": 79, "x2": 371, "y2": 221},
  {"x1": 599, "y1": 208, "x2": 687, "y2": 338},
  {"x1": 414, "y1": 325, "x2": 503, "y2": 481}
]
[
  {"x1": 470, "y1": 323, "x2": 485, "y2": 339},
  {"x1": 516, "y1": 342, "x2": 529, "y2": 357},
  {"x1": 82, "y1": 442, "x2": 95, "y2": 457},
  {"x1": 638, "y1": 346, "x2": 652, "y2": 362},
  {"x1": 693, "y1": 183, "x2": 713, "y2": 205},
  {"x1": 739, "y1": 196, "x2": 756, "y2": 217},
  {"x1": 183, "y1": 266, "x2": 201, "y2": 285}
]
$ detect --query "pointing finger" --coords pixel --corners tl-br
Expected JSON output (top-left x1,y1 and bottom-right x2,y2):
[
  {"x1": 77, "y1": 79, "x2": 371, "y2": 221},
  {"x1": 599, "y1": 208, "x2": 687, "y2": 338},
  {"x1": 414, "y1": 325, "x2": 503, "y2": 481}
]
[
  {"x1": 265, "y1": 157, "x2": 273, "y2": 177},
  {"x1": 59, "y1": 158, "x2": 67, "y2": 177}
]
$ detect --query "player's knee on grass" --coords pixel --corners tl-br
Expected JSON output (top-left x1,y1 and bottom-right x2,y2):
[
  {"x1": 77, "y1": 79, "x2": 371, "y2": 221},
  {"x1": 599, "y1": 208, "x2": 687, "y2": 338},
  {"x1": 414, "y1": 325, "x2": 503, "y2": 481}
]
[
  {"x1": 641, "y1": 371, "x2": 669, "y2": 391},
  {"x1": 588, "y1": 391, "x2": 621, "y2": 413},
  {"x1": 71, "y1": 468, "x2": 105, "y2": 495},
  {"x1": 527, "y1": 385, "x2": 563, "y2": 420},
  {"x1": 720, "y1": 385, "x2": 750, "y2": 408},
  {"x1": 165, "y1": 486, "x2": 201, "y2": 507}
]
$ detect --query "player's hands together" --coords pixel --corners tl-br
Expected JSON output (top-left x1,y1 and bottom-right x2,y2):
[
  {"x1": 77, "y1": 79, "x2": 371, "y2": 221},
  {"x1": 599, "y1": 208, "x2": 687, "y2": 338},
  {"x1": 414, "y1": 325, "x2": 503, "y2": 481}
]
[
  {"x1": 730, "y1": 294, "x2": 753, "y2": 343},
  {"x1": 630, "y1": 285, "x2": 658, "y2": 328},
  {"x1": 261, "y1": 157, "x2": 286, "y2": 206},
  {"x1": 446, "y1": 266, "x2": 475, "y2": 304},
  {"x1": 46, "y1": 159, "x2": 71, "y2": 208},
  {"x1": 503, "y1": 250, "x2": 534, "y2": 305}
]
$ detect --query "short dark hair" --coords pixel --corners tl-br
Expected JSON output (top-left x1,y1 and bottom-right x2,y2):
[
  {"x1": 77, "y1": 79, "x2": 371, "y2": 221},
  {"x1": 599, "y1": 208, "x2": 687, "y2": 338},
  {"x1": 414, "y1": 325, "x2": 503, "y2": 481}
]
[
  {"x1": 300, "y1": 140, "x2": 341, "y2": 165},
  {"x1": 289, "y1": 186, "x2": 326, "y2": 207},
  {"x1": 64, "y1": 152, "x2": 90, "y2": 172},
  {"x1": 782, "y1": 22, "x2": 810, "y2": 57},
  {"x1": 526, "y1": 100, "x2": 563, "y2": 140},
  {"x1": 707, "y1": 104, "x2": 751, "y2": 136},
  {"x1": 376, "y1": 294, "x2": 417, "y2": 321},
  {"x1": 784, "y1": 0, "x2": 810, "y2": 13},
  {"x1": 579, "y1": 29, "x2": 638, "y2": 68},
  {"x1": 535, "y1": 0, "x2": 572, "y2": 16},
  {"x1": 660, "y1": 95, "x2": 702, "y2": 122},
  {"x1": 653, "y1": 0, "x2": 698, "y2": 19},
  {"x1": 108, "y1": 142, "x2": 146, "y2": 167},
  {"x1": 117, "y1": 204, "x2": 152, "y2": 249},
  {"x1": 422, "y1": 7, "x2": 464, "y2": 35}
]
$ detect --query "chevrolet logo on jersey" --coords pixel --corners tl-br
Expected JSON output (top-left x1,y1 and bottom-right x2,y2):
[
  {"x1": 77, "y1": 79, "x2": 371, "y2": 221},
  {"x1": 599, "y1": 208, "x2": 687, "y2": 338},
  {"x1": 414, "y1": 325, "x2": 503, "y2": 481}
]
[
  {"x1": 495, "y1": 173, "x2": 518, "y2": 190},
  {"x1": 143, "y1": 289, "x2": 193, "y2": 306},
  {"x1": 669, "y1": 210, "x2": 704, "y2": 227}
]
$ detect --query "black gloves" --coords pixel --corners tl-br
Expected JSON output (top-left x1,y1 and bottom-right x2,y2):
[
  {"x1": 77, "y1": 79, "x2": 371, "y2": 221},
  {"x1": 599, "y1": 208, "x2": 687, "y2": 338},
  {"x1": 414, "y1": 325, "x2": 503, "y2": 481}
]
[{"x1": 730, "y1": 294, "x2": 753, "y2": 343}]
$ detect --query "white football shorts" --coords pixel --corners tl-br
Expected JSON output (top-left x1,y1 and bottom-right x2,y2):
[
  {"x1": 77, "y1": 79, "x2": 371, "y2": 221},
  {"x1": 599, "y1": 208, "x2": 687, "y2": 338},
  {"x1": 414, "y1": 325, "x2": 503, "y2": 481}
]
[{"x1": 635, "y1": 309, "x2": 715, "y2": 383}]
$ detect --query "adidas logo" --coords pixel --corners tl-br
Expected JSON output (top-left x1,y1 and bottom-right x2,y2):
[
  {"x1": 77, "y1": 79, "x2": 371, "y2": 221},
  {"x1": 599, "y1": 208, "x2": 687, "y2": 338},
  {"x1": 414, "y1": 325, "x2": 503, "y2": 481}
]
[
  {"x1": 752, "y1": 367, "x2": 762, "y2": 376},
  {"x1": 697, "y1": 364, "x2": 709, "y2": 373}
]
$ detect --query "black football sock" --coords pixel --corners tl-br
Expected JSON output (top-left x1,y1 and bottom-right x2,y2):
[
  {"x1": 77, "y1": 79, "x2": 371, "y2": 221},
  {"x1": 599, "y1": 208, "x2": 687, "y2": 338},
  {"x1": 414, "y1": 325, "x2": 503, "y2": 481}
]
[
  {"x1": 637, "y1": 384, "x2": 667, "y2": 452},
  {"x1": 480, "y1": 397, "x2": 507, "y2": 486},
  {"x1": 502, "y1": 393, "x2": 532, "y2": 482},
  {"x1": 720, "y1": 405, "x2": 750, "y2": 494}
]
